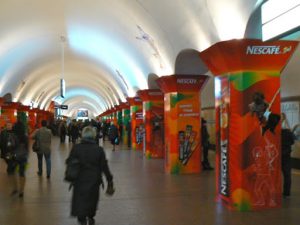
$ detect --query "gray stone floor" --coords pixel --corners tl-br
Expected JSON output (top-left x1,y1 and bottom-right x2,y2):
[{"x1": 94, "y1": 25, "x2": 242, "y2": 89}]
[{"x1": 0, "y1": 137, "x2": 299, "y2": 225}]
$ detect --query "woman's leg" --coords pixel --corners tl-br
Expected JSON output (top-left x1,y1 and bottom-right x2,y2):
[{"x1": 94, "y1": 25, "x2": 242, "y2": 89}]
[
  {"x1": 37, "y1": 153, "x2": 43, "y2": 175},
  {"x1": 44, "y1": 153, "x2": 51, "y2": 178},
  {"x1": 6, "y1": 160, "x2": 18, "y2": 195},
  {"x1": 18, "y1": 161, "x2": 26, "y2": 197}
]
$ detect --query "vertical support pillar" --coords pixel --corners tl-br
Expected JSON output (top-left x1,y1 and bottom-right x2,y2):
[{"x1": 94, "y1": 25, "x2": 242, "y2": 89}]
[
  {"x1": 120, "y1": 102, "x2": 130, "y2": 146},
  {"x1": 137, "y1": 89, "x2": 164, "y2": 159},
  {"x1": 17, "y1": 105, "x2": 30, "y2": 134},
  {"x1": 112, "y1": 107, "x2": 118, "y2": 125},
  {"x1": 200, "y1": 39, "x2": 299, "y2": 211},
  {"x1": 156, "y1": 75, "x2": 209, "y2": 174},
  {"x1": 127, "y1": 97, "x2": 143, "y2": 151}
]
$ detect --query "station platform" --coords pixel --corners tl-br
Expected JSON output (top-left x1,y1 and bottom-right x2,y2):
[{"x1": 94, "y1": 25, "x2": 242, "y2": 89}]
[{"x1": 0, "y1": 137, "x2": 299, "y2": 225}]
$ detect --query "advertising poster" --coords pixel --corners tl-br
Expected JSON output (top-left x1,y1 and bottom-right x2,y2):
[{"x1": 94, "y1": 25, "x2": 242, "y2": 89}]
[
  {"x1": 128, "y1": 97, "x2": 143, "y2": 151},
  {"x1": 143, "y1": 100, "x2": 164, "y2": 158},
  {"x1": 164, "y1": 92, "x2": 201, "y2": 174},
  {"x1": 232, "y1": 71, "x2": 281, "y2": 211}
]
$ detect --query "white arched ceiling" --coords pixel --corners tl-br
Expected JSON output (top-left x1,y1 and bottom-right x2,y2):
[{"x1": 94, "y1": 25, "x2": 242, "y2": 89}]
[{"x1": 0, "y1": 0, "x2": 262, "y2": 116}]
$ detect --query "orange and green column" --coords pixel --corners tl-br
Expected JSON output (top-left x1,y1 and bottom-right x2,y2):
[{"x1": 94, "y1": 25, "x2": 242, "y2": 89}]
[
  {"x1": 119, "y1": 102, "x2": 130, "y2": 146},
  {"x1": 137, "y1": 89, "x2": 164, "y2": 159},
  {"x1": 127, "y1": 97, "x2": 143, "y2": 150},
  {"x1": 200, "y1": 39, "x2": 299, "y2": 211},
  {"x1": 156, "y1": 75, "x2": 209, "y2": 174}
]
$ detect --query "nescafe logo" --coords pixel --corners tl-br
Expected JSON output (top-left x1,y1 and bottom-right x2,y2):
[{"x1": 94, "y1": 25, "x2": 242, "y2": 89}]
[{"x1": 177, "y1": 79, "x2": 197, "y2": 84}]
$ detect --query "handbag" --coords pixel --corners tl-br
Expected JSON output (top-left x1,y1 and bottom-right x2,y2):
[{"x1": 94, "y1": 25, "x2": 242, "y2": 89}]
[
  {"x1": 64, "y1": 158, "x2": 81, "y2": 183},
  {"x1": 32, "y1": 140, "x2": 40, "y2": 152},
  {"x1": 114, "y1": 137, "x2": 119, "y2": 145},
  {"x1": 32, "y1": 130, "x2": 40, "y2": 152}
]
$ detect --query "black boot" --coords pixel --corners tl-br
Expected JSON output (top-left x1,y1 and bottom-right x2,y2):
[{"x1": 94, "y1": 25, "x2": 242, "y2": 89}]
[
  {"x1": 78, "y1": 217, "x2": 87, "y2": 225},
  {"x1": 88, "y1": 217, "x2": 95, "y2": 225}
]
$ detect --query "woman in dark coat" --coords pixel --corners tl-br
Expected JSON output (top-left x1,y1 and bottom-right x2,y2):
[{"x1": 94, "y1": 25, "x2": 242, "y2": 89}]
[{"x1": 66, "y1": 126, "x2": 114, "y2": 225}]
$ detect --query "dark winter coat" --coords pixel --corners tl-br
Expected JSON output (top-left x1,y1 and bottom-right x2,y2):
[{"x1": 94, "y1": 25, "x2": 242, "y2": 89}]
[
  {"x1": 66, "y1": 138, "x2": 113, "y2": 218},
  {"x1": 108, "y1": 124, "x2": 119, "y2": 144}
]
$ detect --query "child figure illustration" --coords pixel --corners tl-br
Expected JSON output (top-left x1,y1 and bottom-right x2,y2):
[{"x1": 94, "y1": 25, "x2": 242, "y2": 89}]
[{"x1": 251, "y1": 136, "x2": 278, "y2": 207}]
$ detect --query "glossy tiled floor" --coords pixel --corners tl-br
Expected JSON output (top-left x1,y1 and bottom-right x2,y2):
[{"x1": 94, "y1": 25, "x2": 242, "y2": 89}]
[{"x1": 0, "y1": 137, "x2": 299, "y2": 225}]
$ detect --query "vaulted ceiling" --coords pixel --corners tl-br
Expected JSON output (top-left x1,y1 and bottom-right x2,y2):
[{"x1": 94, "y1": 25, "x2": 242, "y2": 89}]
[{"x1": 1, "y1": 0, "x2": 292, "y2": 118}]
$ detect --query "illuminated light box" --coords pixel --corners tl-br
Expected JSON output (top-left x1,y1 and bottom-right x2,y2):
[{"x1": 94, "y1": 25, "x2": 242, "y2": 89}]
[
  {"x1": 77, "y1": 109, "x2": 88, "y2": 118},
  {"x1": 262, "y1": 0, "x2": 300, "y2": 41},
  {"x1": 60, "y1": 79, "x2": 65, "y2": 98}
]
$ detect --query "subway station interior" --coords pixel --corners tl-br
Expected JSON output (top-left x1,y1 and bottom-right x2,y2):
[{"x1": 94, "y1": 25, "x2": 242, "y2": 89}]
[{"x1": 0, "y1": 0, "x2": 300, "y2": 224}]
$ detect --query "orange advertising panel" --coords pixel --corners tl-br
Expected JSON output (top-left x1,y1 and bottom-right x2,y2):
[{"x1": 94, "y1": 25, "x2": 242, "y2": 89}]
[
  {"x1": 164, "y1": 92, "x2": 201, "y2": 173},
  {"x1": 127, "y1": 97, "x2": 143, "y2": 151},
  {"x1": 1, "y1": 103, "x2": 19, "y2": 126},
  {"x1": 200, "y1": 39, "x2": 299, "y2": 211},
  {"x1": 157, "y1": 75, "x2": 209, "y2": 174}
]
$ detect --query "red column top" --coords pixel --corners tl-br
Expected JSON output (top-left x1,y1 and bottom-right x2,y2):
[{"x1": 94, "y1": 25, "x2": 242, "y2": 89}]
[
  {"x1": 1, "y1": 102, "x2": 21, "y2": 110},
  {"x1": 156, "y1": 74, "x2": 209, "y2": 93},
  {"x1": 126, "y1": 97, "x2": 142, "y2": 106},
  {"x1": 199, "y1": 39, "x2": 299, "y2": 75},
  {"x1": 18, "y1": 105, "x2": 30, "y2": 111},
  {"x1": 119, "y1": 102, "x2": 130, "y2": 110},
  {"x1": 137, "y1": 89, "x2": 164, "y2": 101}
]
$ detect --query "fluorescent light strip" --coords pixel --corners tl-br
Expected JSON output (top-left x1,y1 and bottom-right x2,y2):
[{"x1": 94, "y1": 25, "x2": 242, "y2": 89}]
[
  {"x1": 262, "y1": 4, "x2": 300, "y2": 41},
  {"x1": 262, "y1": 0, "x2": 300, "y2": 24}
]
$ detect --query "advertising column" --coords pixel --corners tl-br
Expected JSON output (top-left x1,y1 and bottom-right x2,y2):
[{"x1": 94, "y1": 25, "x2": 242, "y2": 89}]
[
  {"x1": 17, "y1": 105, "x2": 30, "y2": 134},
  {"x1": 137, "y1": 89, "x2": 164, "y2": 159},
  {"x1": 200, "y1": 39, "x2": 299, "y2": 211},
  {"x1": 120, "y1": 102, "x2": 130, "y2": 146},
  {"x1": 156, "y1": 75, "x2": 209, "y2": 174},
  {"x1": 127, "y1": 97, "x2": 143, "y2": 151}
]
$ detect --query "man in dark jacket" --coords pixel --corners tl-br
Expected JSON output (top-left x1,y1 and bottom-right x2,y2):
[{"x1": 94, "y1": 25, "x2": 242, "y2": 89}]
[
  {"x1": 281, "y1": 128, "x2": 295, "y2": 197},
  {"x1": 66, "y1": 126, "x2": 114, "y2": 225}
]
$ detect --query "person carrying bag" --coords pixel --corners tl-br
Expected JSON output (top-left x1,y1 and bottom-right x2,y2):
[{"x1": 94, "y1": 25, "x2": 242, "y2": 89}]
[{"x1": 65, "y1": 126, "x2": 115, "y2": 225}]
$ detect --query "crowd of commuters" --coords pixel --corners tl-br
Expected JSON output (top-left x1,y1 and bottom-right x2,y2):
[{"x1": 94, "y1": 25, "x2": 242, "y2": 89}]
[
  {"x1": 0, "y1": 114, "x2": 298, "y2": 224},
  {"x1": 0, "y1": 117, "x2": 117, "y2": 225}
]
